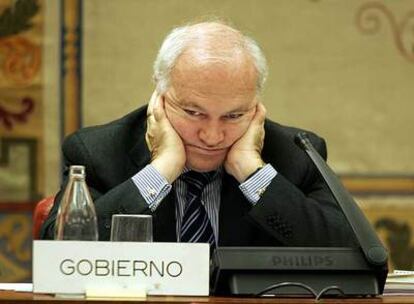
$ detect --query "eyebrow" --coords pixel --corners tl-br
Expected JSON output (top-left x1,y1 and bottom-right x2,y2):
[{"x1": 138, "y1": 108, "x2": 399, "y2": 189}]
[
  {"x1": 179, "y1": 101, "x2": 205, "y2": 111},
  {"x1": 180, "y1": 101, "x2": 255, "y2": 114},
  {"x1": 226, "y1": 105, "x2": 255, "y2": 113}
]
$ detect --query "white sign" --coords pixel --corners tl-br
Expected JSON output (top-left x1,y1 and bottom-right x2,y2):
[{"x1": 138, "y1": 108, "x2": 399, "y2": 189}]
[{"x1": 33, "y1": 241, "x2": 209, "y2": 296}]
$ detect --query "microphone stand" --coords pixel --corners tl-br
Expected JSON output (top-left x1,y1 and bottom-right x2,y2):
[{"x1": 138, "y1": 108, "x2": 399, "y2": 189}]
[
  {"x1": 210, "y1": 132, "x2": 388, "y2": 297},
  {"x1": 294, "y1": 132, "x2": 387, "y2": 266}
]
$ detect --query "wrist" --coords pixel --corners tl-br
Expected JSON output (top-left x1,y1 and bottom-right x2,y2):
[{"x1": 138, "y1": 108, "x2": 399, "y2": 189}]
[
  {"x1": 226, "y1": 156, "x2": 265, "y2": 183},
  {"x1": 151, "y1": 155, "x2": 185, "y2": 183},
  {"x1": 245, "y1": 166, "x2": 264, "y2": 181}
]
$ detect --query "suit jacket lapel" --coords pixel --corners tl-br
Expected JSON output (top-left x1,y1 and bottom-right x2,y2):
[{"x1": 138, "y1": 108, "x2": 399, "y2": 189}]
[
  {"x1": 128, "y1": 120, "x2": 151, "y2": 173},
  {"x1": 153, "y1": 191, "x2": 177, "y2": 242}
]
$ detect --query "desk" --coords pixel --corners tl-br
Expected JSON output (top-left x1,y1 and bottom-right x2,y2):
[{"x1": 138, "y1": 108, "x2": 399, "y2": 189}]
[{"x1": 0, "y1": 291, "x2": 413, "y2": 303}]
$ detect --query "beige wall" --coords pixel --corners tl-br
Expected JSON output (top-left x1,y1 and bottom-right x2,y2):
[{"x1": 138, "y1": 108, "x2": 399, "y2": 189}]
[
  {"x1": 43, "y1": 0, "x2": 60, "y2": 196},
  {"x1": 34, "y1": 0, "x2": 414, "y2": 273},
  {"x1": 82, "y1": 0, "x2": 414, "y2": 175},
  {"x1": 35, "y1": 0, "x2": 414, "y2": 273}
]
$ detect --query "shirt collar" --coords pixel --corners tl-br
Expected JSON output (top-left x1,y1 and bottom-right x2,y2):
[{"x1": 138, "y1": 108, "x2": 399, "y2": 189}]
[{"x1": 180, "y1": 166, "x2": 223, "y2": 181}]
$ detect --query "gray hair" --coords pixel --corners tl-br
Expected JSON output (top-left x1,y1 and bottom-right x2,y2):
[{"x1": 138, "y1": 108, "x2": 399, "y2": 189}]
[{"x1": 153, "y1": 22, "x2": 268, "y2": 95}]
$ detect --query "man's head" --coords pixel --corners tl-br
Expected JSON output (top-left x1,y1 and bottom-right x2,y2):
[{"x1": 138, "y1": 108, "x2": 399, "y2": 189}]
[{"x1": 153, "y1": 21, "x2": 268, "y2": 172}]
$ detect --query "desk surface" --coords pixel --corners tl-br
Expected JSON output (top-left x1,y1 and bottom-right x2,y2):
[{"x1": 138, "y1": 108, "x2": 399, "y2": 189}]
[{"x1": 0, "y1": 291, "x2": 413, "y2": 303}]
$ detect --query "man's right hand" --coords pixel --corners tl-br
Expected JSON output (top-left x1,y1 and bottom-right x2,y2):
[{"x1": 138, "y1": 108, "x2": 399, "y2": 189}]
[{"x1": 146, "y1": 91, "x2": 186, "y2": 183}]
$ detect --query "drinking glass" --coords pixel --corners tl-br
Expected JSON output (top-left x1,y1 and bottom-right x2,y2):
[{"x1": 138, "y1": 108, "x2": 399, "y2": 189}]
[{"x1": 110, "y1": 214, "x2": 153, "y2": 242}]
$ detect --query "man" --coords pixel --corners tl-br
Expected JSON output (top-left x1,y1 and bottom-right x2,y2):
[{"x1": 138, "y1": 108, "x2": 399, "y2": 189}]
[{"x1": 41, "y1": 21, "x2": 355, "y2": 247}]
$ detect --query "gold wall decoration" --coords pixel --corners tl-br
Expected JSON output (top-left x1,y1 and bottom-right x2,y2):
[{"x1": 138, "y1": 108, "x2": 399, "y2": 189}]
[
  {"x1": 0, "y1": 214, "x2": 32, "y2": 282},
  {"x1": 343, "y1": 176, "x2": 414, "y2": 196},
  {"x1": 359, "y1": 197, "x2": 414, "y2": 270},
  {"x1": 0, "y1": 0, "x2": 43, "y2": 283},
  {"x1": 0, "y1": 97, "x2": 34, "y2": 130},
  {"x1": 0, "y1": 0, "x2": 40, "y2": 130},
  {"x1": 375, "y1": 218, "x2": 414, "y2": 270},
  {"x1": 355, "y1": 1, "x2": 414, "y2": 63},
  {"x1": 0, "y1": 0, "x2": 42, "y2": 200},
  {"x1": 0, "y1": 36, "x2": 41, "y2": 86},
  {"x1": 62, "y1": 0, "x2": 81, "y2": 136},
  {"x1": 0, "y1": 138, "x2": 38, "y2": 201}
]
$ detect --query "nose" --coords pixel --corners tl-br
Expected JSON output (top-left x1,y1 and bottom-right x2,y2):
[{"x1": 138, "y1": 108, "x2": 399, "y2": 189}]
[{"x1": 198, "y1": 121, "x2": 225, "y2": 147}]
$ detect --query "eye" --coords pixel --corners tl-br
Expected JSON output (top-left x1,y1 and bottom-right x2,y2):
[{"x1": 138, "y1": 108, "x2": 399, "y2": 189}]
[
  {"x1": 184, "y1": 109, "x2": 203, "y2": 117},
  {"x1": 224, "y1": 113, "x2": 243, "y2": 120}
]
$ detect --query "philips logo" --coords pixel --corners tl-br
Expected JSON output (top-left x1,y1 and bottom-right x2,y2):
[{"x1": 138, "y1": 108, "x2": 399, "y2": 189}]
[{"x1": 272, "y1": 255, "x2": 334, "y2": 267}]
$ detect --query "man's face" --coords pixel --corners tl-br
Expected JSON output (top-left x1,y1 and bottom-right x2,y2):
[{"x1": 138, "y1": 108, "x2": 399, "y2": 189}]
[{"x1": 163, "y1": 55, "x2": 258, "y2": 172}]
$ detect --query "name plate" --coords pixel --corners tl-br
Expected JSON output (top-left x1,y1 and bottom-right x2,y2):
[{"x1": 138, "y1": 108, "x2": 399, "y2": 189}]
[{"x1": 33, "y1": 241, "x2": 209, "y2": 296}]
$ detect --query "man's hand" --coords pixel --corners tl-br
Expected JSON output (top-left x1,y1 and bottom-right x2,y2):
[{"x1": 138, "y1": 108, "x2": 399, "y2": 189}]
[
  {"x1": 224, "y1": 102, "x2": 266, "y2": 183},
  {"x1": 146, "y1": 91, "x2": 186, "y2": 183}
]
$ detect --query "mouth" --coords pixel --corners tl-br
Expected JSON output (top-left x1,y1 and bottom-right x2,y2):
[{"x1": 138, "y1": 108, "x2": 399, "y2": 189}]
[{"x1": 187, "y1": 145, "x2": 227, "y2": 156}]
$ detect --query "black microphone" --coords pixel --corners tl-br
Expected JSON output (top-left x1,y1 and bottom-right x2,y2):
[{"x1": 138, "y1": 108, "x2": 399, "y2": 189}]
[{"x1": 294, "y1": 132, "x2": 387, "y2": 266}]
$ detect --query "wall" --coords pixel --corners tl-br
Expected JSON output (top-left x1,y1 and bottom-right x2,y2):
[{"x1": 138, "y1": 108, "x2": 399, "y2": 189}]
[
  {"x1": 80, "y1": 0, "x2": 414, "y2": 271},
  {"x1": 0, "y1": 0, "x2": 413, "y2": 282},
  {"x1": 83, "y1": 0, "x2": 414, "y2": 174}
]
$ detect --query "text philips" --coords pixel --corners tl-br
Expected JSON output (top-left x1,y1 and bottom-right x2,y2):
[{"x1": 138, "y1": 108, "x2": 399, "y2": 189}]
[
  {"x1": 59, "y1": 258, "x2": 183, "y2": 278},
  {"x1": 272, "y1": 255, "x2": 334, "y2": 267}
]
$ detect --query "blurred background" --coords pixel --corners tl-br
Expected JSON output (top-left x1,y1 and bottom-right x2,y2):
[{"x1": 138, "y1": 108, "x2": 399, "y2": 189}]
[{"x1": 0, "y1": 0, "x2": 413, "y2": 282}]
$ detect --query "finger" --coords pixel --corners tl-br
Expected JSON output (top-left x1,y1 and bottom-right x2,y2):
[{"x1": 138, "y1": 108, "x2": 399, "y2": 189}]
[
  {"x1": 146, "y1": 92, "x2": 159, "y2": 151},
  {"x1": 153, "y1": 94, "x2": 166, "y2": 121},
  {"x1": 145, "y1": 132, "x2": 153, "y2": 151},
  {"x1": 242, "y1": 102, "x2": 265, "y2": 139},
  {"x1": 147, "y1": 90, "x2": 158, "y2": 116},
  {"x1": 252, "y1": 102, "x2": 266, "y2": 125}
]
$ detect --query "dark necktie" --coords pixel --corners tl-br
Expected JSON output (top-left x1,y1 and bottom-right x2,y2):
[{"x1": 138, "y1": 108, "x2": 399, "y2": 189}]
[{"x1": 180, "y1": 171, "x2": 216, "y2": 249}]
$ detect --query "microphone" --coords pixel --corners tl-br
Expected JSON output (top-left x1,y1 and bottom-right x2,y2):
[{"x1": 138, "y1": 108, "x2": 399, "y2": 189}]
[
  {"x1": 294, "y1": 132, "x2": 387, "y2": 266},
  {"x1": 211, "y1": 133, "x2": 388, "y2": 296}
]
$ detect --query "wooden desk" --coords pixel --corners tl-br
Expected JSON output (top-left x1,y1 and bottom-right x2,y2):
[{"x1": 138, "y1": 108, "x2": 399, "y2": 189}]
[{"x1": 0, "y1": 291, "x2": 413, "y2": 304}]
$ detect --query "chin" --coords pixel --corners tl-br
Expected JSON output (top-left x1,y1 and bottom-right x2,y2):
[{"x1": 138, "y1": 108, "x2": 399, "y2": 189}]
[
  {"x1": 185, "y1": 149, "x2": 226, "y2": 172},
  {"x1": 186, "y1": 159, "x2": 223, "y2": 172}
]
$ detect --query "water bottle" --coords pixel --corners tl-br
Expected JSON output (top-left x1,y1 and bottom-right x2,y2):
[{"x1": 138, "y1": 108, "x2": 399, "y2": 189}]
[{"x1": 54, "y1": 165, "x2": 99, "y2": 240}]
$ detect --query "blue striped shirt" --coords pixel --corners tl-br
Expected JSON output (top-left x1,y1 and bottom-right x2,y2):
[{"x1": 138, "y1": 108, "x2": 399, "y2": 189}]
[
  {"x1": 131, "y1": 163, "x2": 277, "y2": 242},
  {"x1": 174, "y1": 168, "x2": 222, "y2": 243}
]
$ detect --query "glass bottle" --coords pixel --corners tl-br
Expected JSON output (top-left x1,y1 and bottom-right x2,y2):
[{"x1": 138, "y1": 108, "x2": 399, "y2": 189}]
[{"x1": 54, "y1": 165, "x2": 99, "y2": 241}]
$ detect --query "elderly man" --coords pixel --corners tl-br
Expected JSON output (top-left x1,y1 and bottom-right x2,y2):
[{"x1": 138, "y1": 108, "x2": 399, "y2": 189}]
[{"x1": 41, "y1": 22, "x2": 354, "y2": 247}]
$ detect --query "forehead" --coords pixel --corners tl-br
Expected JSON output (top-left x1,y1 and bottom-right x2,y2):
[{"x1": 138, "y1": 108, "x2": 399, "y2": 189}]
[{"x1": 170, "y1": 51, "x2": 258, "y2": 109}]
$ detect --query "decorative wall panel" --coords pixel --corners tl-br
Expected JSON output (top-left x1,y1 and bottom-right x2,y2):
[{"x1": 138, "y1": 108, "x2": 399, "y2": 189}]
[
  {"x1": 0, "y1": 0, "x2": 43, "y2": 282},
  {"x1": 1, "y1": 0, "x2": 414, "y2": 282},
  {"x1": 0, "y1": 213, "x2": 32, "y2": 282}
]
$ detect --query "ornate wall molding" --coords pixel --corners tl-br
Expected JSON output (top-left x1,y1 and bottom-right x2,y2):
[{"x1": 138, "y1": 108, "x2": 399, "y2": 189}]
[
  {"x1": 0, "y1": 0, "x2": 39, "y2": 38},
  {"x1": 342, "y1": 175, "x2": 414, "y2": 196},
  {"x1": 0, "y1": 0, "x2": 41, "y2": 86},
  {"x1": 375, "y1": 217, "x2": 414, "y2": 269},
  {"x1": 0, "y1": 214, "x2": 32, "y2": 282},
  {"x1": 0, "y1": 137, "x2": 39, "y2": 201},
  {"x1": 61, "y1": 0, "x2": 82, "y2": 137},
  {"x1": 355, "y1": 1, "x2": 414, "y2": 63},
  {"x1": 0, "y1": 36, "x2": 41, "y2": 86},
  {"x1": 0, "y1": 97, "x2": 35, "y2": 130}
]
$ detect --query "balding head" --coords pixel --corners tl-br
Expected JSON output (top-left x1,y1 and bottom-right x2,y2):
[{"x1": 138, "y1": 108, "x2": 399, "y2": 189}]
[{"x1": 153, "y1": 21, "x2": 268, "y2": 95}]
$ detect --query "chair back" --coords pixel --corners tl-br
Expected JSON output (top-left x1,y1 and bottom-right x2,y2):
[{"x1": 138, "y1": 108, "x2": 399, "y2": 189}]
[{"x1": 33, "y1": 196, "x2": 54, "y2": 239}]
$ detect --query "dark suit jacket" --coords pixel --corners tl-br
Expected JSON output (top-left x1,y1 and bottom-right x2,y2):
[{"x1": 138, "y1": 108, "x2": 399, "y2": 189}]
[{"x1": 41, "y1": 106, "x2": 355, "y2": 246}]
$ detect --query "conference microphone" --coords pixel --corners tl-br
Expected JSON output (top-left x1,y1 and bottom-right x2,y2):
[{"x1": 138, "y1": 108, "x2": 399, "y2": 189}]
[
  {"x1": 210, "y1": 132, "x2": 388, "y2": 297},
  {"x1": 294, "y1": 132, "x2": 388, "y2": 266}
]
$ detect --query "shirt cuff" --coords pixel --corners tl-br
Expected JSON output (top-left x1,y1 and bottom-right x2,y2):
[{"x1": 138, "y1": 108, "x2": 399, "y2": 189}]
[
  {"x1": 239, "y1": 164, "x2": 277, "y2": 205},
  {"x1": 131, "y1": 164, "x2": 172, "y2": 211}
]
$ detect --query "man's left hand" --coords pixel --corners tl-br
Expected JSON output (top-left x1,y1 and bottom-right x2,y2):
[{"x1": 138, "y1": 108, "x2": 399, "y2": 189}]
[{"x1": 224, "y1": 102, "x2": 266, "y2": 183}]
